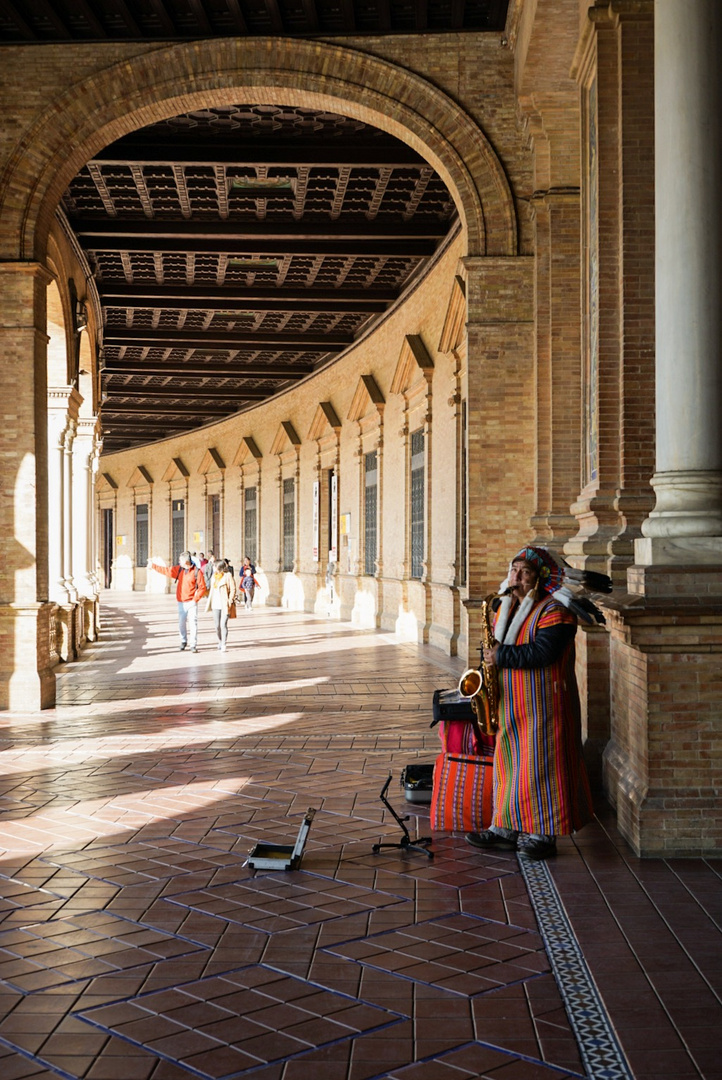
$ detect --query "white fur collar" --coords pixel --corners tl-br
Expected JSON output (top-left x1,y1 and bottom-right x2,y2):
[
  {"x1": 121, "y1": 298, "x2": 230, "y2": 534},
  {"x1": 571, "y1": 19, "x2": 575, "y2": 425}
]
[{"x1": 502, "y1": 592, "x2": 537, "y2": 644}]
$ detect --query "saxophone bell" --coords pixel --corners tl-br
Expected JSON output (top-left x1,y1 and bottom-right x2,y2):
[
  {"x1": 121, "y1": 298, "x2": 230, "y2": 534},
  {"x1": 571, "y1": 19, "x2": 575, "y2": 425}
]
[
  {"x1": 458, "y1": 667, "x2": 482, "y2": 699},
  {"x1": 458, "y1": 666, "x2": 495, "y2": 738}
]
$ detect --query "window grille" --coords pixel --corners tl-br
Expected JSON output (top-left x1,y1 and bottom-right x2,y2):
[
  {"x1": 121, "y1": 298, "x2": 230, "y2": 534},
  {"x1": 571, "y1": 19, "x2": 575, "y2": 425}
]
[
  {"x1": 364, "y1": 451, "x2": 377, "y2": 576},
  {"x1": 210, "y1": 494, "x2": 220, "y2": 554},
  {"x1": 244, "y1": 486, "x2": 257, "y2": 565},
  {"x1": 171, "y1": 499, "x2": 185, "y2": 565},
  {"x1": 283, "y1": 477, "x2": 295, "y2": 572},
  {"x1": 410, "y1": 430, "x2": 425, "y2": 579},
  {"x1": 135, "y1": 503, "x2": 149, "y2": 566}
]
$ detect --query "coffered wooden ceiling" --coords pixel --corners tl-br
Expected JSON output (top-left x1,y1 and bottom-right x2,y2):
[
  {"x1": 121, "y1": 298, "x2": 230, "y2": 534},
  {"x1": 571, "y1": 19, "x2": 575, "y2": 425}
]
[
  {"x1": 0, "y1": 1, "x2": 509, "y2": 41},
  {"x1": 61, "y1": 104, "x2": 463, "y2": 451},
  {"x1": 17, "y1": 1, "x2": 510, "y2": 452}
]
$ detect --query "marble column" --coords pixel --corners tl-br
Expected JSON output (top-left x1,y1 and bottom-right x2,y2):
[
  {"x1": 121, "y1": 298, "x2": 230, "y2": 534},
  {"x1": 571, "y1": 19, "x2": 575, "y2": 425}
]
[
  {"x1": 47, "y1": 401, "x2": 69, "y2": 604},
  {"x1": 63, "y1": 415, "x2": 78, "y2": 602},
  {"x1": 639, "y1": 0, "x2": 722, "y2": 560},
  {"x1": 72, "y1": 419, "x2": 99, "y2": 600},
  {"x1": 0, "y1": 263, "x2": 55, "y2": 710}
]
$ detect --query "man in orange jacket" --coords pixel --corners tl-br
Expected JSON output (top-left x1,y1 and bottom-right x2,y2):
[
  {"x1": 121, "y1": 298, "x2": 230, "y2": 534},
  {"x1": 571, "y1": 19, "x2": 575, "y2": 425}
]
[{"x1": 150, "y1": 550, "x2": 207, "y2": 653}]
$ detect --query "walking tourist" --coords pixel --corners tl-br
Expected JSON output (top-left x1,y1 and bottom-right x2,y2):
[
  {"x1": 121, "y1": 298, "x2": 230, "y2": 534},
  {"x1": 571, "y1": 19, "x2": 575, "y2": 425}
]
[
  {"x1": 205, "y1": 559, "x2": 236, "y2": 651},
  {"x1": 150, "y1": 551, "x2": 207, "y2": 653},
  {"x1": 239, "y1": 557, "x2": 259, "y2": 612}
]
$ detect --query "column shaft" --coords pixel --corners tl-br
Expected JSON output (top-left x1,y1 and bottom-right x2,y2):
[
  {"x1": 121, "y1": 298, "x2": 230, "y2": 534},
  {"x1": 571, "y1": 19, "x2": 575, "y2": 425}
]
[
  {"x1": 642, "y1": 0, "x2": 722, "y2": 545},
  {"x1": 0, "y1": 263, "x2": 55, "y2": 710}
]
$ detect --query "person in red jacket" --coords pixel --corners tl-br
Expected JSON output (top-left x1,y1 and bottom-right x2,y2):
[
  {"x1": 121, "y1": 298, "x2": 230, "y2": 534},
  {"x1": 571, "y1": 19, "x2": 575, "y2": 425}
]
[{"x1": 150, "y1": 550, "x2": 207, "y2": 653}]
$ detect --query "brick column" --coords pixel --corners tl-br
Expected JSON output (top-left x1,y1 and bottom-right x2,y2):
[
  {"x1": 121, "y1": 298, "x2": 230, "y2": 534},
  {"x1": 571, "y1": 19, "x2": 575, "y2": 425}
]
[
  {"x1": 603, "y1": 0, "x2": 722, "y2": 856},
  {"x1": 529, "y1": 189, "x2": 582, "y2": 545},
  {"x1": 568, "y1": 1, "x2": 656, "y2": 583},
  {"x1": 463, "y1": 256, "x2": 535, "y2": 658},
  {"x1": 0, "y1": 263, "x2": 55, "y2": 710}
]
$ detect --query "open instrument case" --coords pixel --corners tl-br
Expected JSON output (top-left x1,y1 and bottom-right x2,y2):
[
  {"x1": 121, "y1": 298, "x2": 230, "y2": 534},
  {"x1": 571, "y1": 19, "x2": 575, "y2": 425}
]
[{"x1": 246, "y1": 808, "x2": 316, "y2": 871}]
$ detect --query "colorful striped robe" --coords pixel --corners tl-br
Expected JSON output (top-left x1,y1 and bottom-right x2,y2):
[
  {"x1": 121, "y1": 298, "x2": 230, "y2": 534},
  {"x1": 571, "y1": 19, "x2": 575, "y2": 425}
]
[{"x1": 492, "y1": 595, "x2": 593, "y2": 836}]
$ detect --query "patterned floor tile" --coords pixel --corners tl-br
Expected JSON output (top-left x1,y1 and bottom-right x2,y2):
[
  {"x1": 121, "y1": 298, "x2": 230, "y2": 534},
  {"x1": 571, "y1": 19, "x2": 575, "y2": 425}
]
[
  {"x1": 38, "y1": 840, "x2": 244, "y2": 889},
  {"x1": 78, "y1": 964, "x2": 404, "y2": 1078},
  {"x1": 0, "y1": 595, "x2": 716, "y2": 1080},
  {"x1": 166, "y1": 871, "x2": 408, "y2": 933},
  {"x1": 0, "y1": 912, "x2": 208, "y2": 993},
  {"x1": 325, "y1": 912, "x2": 548, "y2": 996}
]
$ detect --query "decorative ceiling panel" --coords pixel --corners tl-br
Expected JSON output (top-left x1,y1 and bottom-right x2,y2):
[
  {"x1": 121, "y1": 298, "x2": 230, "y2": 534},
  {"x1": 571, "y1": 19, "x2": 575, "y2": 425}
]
[{"x1": 60, "y1": 102, "x2": 459, "y2": 451}]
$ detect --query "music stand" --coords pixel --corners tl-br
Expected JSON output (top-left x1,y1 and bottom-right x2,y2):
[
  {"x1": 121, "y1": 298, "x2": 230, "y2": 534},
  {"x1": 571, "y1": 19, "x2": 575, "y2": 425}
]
[{"x1": 372, "y1": 774, "x2": 433, "y2": 859}]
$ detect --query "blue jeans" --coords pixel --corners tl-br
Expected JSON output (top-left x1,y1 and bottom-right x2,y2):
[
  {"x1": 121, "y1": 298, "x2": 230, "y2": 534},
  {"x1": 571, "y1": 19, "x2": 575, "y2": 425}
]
[{"x1": 178, "y1": 600, "x2": 198, "y2": 648}]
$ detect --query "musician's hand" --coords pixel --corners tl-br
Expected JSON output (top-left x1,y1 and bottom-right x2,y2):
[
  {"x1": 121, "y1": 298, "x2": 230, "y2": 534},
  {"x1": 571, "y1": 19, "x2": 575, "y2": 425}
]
[{"x1": 483, "y1": 644, "x2": 499, "y2": 666}]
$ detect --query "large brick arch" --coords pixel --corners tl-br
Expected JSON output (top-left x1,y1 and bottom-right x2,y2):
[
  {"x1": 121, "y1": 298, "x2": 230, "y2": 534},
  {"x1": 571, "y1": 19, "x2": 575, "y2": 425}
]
[{"x1": 0, "y1": 36, "x2": 516, "y2": 262}]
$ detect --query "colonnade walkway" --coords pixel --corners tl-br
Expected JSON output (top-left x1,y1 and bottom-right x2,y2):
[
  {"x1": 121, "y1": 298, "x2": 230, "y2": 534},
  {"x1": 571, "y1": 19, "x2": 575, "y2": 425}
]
[{"x1": 0, "y1": 593, "x2": 719, "y2": 1080}]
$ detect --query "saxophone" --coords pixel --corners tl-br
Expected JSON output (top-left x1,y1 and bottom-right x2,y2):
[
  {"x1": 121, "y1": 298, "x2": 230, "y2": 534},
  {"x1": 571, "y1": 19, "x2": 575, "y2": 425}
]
[{"x1": 458, "y1": 593, "x2": 500, "y2": 736}]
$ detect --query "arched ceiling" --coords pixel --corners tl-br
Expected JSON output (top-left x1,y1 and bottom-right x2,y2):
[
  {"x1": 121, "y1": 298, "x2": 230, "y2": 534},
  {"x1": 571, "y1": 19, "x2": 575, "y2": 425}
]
[
  {"x1": 61, "y1": 104, "x2": 463, "y2": 451},
  {"x1": 7, "y1": 0, "x2": 510, "y2": 453}
]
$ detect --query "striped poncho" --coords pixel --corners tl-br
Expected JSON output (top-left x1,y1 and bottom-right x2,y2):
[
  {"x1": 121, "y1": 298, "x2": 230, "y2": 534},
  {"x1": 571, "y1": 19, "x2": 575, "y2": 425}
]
[{"x1": 492, "y1": 595, "x2": 593, "y2": 836}]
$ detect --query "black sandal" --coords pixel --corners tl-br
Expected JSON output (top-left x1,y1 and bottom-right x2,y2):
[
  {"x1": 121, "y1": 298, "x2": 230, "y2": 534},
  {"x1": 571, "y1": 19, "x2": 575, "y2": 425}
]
[
  {"x1": 465, "y1": 830, "x2": 518, "y2": 851},
  {"x1": 517, "y1": 836, "x2": 557, "y2": 860}
]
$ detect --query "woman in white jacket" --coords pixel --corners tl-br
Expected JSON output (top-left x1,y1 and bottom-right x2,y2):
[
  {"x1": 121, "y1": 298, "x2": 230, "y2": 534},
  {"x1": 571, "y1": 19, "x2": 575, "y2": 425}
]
[{"x1": 204, "y1": 559, "x2": 236, "y2": 651}]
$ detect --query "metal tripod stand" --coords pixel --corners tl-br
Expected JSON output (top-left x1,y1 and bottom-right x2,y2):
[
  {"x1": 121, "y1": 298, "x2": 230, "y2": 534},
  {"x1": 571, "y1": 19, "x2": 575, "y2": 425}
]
[{"x1": 372, "y1": 774, "x2": 433, "y2": 859}]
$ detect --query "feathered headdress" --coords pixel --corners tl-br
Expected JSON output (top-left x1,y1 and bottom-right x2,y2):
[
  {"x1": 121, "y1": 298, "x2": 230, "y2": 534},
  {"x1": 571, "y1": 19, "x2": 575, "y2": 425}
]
[{"x1": 500, "y1": 546, "x2": 612, "y2": 626}]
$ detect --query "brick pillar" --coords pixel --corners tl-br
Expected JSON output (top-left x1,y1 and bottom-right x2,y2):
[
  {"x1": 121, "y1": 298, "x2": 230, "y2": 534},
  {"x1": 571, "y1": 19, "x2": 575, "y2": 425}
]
[
  {"x1": 530, "y1": 189, "x2": 582, "y2": 545},
  {"x1": 568, "y1": 2, "x2": 656, "y2": 582},
  {"x1": 463, "y1": 256, "x2": 535, "y2": 659},
  {"x1": 603, "y1": 0, "x2": 722, "y2": 857},
  {"x1": 0, "y1": 263, "x2": 56, "y2": 710}
]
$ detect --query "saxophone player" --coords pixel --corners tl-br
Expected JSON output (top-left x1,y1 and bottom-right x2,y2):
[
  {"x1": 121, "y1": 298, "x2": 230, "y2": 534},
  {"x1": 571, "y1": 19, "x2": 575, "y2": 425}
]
[{"x1": 466, "y1": 546, "x2": 605, "y2": 861}]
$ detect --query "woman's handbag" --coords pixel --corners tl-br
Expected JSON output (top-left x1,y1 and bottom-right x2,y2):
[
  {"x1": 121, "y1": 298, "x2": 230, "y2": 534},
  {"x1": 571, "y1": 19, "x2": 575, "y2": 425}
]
[{"x1": 228, "y1": 602, "x2": 237, "y2": 619}]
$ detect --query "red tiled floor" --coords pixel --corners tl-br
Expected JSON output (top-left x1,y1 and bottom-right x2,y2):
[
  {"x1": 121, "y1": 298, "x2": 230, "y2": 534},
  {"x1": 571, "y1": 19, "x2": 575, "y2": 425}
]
[{"x1": 0, "y1": 593, "x2": 719, "y2": 1079}]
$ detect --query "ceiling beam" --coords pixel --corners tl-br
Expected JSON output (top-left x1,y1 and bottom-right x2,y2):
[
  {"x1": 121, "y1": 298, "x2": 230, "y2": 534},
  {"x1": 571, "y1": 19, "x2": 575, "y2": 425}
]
[
  {"x1": 103, "y1": 329, "x2": 351, "y2": 350},
  {"x1": 103, "y1": 362, "x2": 313, "y2": 379},
  {"x1": 83, "y1": 236, "x2": 433, "y2": 257},
  {"x1": 265, "y1": 0, "x2": 285, "y2": 33},
  {"x1": 98, "y1": 284, "x2": 398, "y2": 305},
  {"x1": 187, "y1": 0, "x2": 213, "y2": 33},
  {"x1": 0, "y1": 0, "x2": 36, "y2": 38},
  {"x1": 75, "y1": 220, "x2": 447, "y2": 241},
  {"x1": 223, "y1": 0, "x2": 248, "y2": 33},
  {"x1": 89, "y1": 142, "x2": 427, "y2": 167},
  {"x1": 300, "y1": 0, "x2": 319, "y2": 31},
  {"x1": 104, "y1": 384, "x2": 271, "y2": 400},
  {"x1": 103, "y1": 419, "x2": 206, "y2": 433},
  {"x1": 102, "y1": 297, "x2": 386, "y2": 315},
  {"x1": 28, "y1": 0, "x2": 71, "y2": 38},
  {"x1": 111, "y1": 0, "x2": 143, "y2": 35},
  {"x1": 103, "y1": 403, "x2": 240, "y2": 416},
  {"x1": 69, "y1": 0, "x2": 108, "y2": 37}
]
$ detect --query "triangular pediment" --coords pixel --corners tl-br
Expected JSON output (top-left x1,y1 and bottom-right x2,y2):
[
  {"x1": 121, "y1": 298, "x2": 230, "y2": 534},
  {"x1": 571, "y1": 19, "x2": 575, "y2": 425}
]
[
  {"x1": 308, "y1": 401, "x2": 342, "y2": 441},
  {"x1": 391, "y1": 335, "x2": 434, "y2": 395},
  {"x1": 232, "y1": 436, "x2": 262, "y2": 468},
  {"x1": 438, "y1": 275, "x2": 467, "y2": 355},
  {"x1": 271, "y1": 420, "x2": 301, "y2": 457},
  {"x1": 199, "y1": 447, "x2": 226, "y2": 475},
  {"x1": 347, "y1": 375, "x2": 385, "y2": 423},
  {"x1": 127, "y1": 465, "x2": 153, "y2": 488},
  {"x1": 96, "y1": 471, "x2": 118, "y2": 492},
  {"x1": 161, "y1": 457, "x2": 189, "y2": 482}
]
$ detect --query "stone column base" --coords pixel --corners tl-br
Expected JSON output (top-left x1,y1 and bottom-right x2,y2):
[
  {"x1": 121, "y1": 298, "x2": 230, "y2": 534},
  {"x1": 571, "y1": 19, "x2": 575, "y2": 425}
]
[
  {"x1": 604, "y1": 566, "x2": 722, "y2": 856},
  {"x1": 0, "y1": 603, "x2": 56, "y2": 710},
  {"x1": 54, "y1": 604, "x2": 78, "y2": 663}
]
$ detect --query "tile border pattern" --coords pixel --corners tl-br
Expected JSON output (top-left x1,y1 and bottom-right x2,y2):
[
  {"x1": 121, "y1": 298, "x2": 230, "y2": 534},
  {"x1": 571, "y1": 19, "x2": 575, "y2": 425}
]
[{"x1": 518, "y1": 854, "x2": 635, "y2": 1080}]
